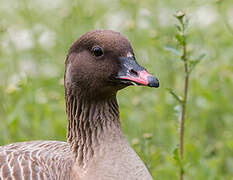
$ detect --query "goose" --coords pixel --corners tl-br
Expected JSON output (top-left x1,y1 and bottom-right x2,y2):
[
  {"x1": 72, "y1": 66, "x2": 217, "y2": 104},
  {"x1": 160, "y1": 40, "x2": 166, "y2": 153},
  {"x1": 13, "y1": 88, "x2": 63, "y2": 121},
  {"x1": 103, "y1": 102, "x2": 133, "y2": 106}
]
[{"x1": 0, "y1": 30, "x2": 159, "y2": 180}]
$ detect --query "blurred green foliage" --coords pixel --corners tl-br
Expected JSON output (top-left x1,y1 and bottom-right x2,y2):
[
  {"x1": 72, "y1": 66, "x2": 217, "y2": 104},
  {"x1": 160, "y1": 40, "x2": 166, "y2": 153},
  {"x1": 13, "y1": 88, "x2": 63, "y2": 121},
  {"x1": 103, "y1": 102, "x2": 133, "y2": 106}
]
[{"x1": 0, "y1": 0, "x2": 233, "y2": 179}]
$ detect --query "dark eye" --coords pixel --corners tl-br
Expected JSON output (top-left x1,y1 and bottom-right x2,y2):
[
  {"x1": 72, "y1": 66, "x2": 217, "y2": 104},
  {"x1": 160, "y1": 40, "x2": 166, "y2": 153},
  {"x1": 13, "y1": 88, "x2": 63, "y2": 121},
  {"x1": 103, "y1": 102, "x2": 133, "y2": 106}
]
[{"x1": 92, "y1": 46, "x2": 103, "y2": 57}]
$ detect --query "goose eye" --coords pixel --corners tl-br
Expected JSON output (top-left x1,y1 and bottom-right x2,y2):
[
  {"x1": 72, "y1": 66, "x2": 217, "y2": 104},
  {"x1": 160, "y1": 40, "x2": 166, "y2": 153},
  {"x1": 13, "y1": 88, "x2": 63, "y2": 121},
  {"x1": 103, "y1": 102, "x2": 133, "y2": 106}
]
[{"x1": 92, "y1": 46, "x2": 103, "y2": 57}]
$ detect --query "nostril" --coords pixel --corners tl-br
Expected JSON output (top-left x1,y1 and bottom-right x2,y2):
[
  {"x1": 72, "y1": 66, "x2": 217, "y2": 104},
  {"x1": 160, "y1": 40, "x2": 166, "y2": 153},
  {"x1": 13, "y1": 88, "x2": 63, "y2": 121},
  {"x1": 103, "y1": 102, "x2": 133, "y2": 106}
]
[{"x1": 129, "y1": 69, "x2": 138, "y2": 76}]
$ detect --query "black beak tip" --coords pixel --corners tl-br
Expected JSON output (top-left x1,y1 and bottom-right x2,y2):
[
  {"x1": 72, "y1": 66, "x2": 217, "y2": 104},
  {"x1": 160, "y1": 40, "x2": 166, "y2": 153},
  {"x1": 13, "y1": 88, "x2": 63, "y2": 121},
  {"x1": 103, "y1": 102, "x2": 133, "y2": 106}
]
[{"x1": 147, "y1": 76, "x2": 159, "y2": 88}]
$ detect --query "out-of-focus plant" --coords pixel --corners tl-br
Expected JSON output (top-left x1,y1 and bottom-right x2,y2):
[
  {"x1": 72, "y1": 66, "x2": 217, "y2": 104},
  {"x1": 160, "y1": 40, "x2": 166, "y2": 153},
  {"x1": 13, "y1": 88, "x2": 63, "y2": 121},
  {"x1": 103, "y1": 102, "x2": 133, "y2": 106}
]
[
  {"x1": 166, "y1": 11, "x2": 205, "y2": 180},
  {"x1": 216, "y1": 0, "x2": 233, "y2": 36},
  {"x1": 1, "y1": 0, "x2": 232, "y2": 179},
  {"x1": 131, "y1": 133, "x2": 154, "y2": 171}
]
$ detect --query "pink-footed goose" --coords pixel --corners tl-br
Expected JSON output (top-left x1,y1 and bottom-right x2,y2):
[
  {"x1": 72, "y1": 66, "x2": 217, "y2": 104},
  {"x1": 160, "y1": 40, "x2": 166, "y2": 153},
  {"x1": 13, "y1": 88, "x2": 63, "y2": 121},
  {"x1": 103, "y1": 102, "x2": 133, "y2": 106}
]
[{"x1": 0, "y1": 30, "x2": 159, "y2": 180}]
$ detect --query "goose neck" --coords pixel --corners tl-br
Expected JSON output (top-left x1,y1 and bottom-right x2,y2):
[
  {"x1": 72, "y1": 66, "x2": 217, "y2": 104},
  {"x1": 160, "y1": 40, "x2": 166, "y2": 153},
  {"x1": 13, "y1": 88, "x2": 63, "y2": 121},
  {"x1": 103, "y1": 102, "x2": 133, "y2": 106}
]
[{"x1": 66, "y1": 94, "x2": 122, "y2": 165}]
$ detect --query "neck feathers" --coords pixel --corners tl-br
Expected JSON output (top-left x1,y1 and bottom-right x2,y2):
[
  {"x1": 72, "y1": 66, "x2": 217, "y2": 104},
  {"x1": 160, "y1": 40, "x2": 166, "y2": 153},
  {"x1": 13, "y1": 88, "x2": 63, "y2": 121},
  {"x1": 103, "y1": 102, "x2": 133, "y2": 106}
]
[{"x1": 65, "y1": 93, "x2": 121, "y2": 165}]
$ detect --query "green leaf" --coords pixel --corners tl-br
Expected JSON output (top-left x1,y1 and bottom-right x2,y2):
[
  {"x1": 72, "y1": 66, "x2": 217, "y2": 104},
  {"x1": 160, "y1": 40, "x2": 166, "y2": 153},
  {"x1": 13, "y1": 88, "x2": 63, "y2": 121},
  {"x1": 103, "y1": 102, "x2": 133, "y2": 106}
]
[
  {"x1": 175, "y1": 24, "x2": 181, "y2": 32},
  {"x1": 184, "y1": 18, "x2": 189, "y2": 33},
  {"x1": 164, "y1": 46, "x2": 182, "y2": 56},
  {"x1": 189, "y1": 53, "x2": 206, "y2": 74},
  {"x1": 173, "y1": 147, "x2": 184, "y2": 173},
  {"x1": 166, "y1": 88, "x2": 183, "y2": 104},
  {"x1": 175, "y1": 33, "x2": 184, "y2": 45},
  {"x1": 197, "y1": 53, "x2": 206, "y2": 61},
  {"x1": 173, "y1": 148, "x2": 180, "y2": 161}
]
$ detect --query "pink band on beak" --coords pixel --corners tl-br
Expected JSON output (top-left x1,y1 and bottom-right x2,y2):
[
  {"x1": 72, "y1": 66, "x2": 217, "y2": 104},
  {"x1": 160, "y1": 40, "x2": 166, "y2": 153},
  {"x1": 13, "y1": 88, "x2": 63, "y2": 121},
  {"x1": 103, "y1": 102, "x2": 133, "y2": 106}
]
[{"x1": 119, "y1": 70, "x2": 152, "y2": 86}]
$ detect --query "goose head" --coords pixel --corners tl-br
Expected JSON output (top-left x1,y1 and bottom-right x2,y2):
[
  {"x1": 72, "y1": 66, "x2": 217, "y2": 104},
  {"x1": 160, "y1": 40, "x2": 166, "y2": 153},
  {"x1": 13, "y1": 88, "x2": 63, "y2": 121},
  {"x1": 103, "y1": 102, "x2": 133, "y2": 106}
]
[{"x1": 65, "y1": 30, "x2": 159, "y2": 98}]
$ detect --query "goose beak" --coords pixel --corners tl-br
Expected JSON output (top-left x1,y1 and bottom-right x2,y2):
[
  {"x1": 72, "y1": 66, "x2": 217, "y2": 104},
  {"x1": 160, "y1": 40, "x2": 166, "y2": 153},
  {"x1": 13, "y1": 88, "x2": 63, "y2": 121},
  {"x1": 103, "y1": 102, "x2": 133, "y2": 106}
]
[{"x1": 116, "y1": 57, "x2": 159, "y2": 88}]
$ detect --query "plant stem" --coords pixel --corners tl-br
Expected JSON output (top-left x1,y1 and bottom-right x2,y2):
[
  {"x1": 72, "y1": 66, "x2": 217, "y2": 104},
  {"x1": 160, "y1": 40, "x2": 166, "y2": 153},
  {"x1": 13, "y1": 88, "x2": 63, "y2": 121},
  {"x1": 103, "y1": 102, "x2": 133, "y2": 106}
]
[{"x1": 179, "y1": 20, "x2": 189, "y2": 180}]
